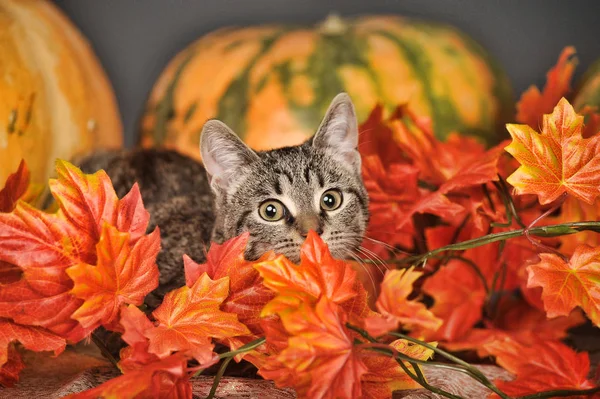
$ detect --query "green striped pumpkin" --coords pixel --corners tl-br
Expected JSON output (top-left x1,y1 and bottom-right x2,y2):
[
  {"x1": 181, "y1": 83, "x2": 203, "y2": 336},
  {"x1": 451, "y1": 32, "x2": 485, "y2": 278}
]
[
  {"x1": 140, "y1": 14, "x2": 514, "y2": 161},
  {"x1": 573, "y1": 58, "x2": 600, "y2": 112}
]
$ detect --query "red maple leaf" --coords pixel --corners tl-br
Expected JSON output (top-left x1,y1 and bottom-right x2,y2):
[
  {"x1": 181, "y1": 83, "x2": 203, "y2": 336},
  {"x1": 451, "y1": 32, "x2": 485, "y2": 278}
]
[
  {"x1": 506, "y1": 98, "x2": 600, "y2": 205},
  {"x1": 0, "y1": 160, "x2": 30, "y2": 213},
  {"x1": 63, "y1": 353, "x2": 192, "y2": 399},
  {"x1": 516, "y1": 46, "x2": 577, "y2": 129},
  {"x1": 183, "y1": 233, "x2": 276, "y2": 352},
  {"x1": 67, "y1": 224, "x2": 160, "y2": 330},
  {"x1": 415, "y1": 259, "x2": 487, "y2": 341},
  {"x1": 260, "y1": 298, "x2": 368, "y2": 399},
  {"x1": 364, "y1": 267, "x2": 441, "y2": 336},
  {"x1": 358, "y1": 106, "x2": 505, "y2": 257},
  {"x1": 443, "y1": 297, "x2": 585, "y2": 357},
  {"x1": 0, "y1": 346, "x2": 25, "y2": 388},
  {"x1": 145, "y1": 273, "x2": 249, "y2": 364},
  {"x1": 485, "y1": 337, "x2": 598, "y2": 398},
  {"x1": 0, "y1": 161, "x2": 152, "y2": 341},
  {"x1": 527, "y1": 244, "x2": 600, "y2": 326},
  {"x1": 0, "y1": 318, "x2": 65, "y2": 383}
]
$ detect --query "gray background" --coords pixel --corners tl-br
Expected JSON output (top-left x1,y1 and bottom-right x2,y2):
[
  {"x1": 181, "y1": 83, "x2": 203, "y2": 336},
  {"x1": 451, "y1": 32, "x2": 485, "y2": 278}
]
[{"x1": 53, "y1": 0, "x2": 600, "y2": 147}]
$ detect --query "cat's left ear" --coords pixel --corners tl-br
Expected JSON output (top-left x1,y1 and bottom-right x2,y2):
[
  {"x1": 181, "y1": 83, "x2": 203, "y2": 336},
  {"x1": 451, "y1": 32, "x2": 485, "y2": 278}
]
[
  {"x1": 312, "y1": 93, "x2": 360, "y2": 170},
  {"x1": 200, "y1": 120, "x2": 259, "y2": 191}
]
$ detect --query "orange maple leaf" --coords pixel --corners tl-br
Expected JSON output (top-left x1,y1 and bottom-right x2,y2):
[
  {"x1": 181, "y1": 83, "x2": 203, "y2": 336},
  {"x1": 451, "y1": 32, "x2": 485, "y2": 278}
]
[
  {"x1": 505, "y1": 98, "x2": 600, "y2": 205},
  {"x1": 63, "y1": 353, "x2": 192, "y2": 399},
  {"x1": 145, "y1": 273, "x2": 249, "y2": 364},
  {"x1": 516, "y1": 46, "x2": 577, "y2": 129},
  {"x1": 183, "y1": 233, "x2": 276, "y2": 352},
  {"x1": 260, "y1": 298, "x2": 368, "y2": 399},
  {"x1": 485, "y1": 337, "x2": 598, "y2": 398},
  {"x1": 118, "y1": 305, "x2": 160, "y2": 373},
  {"x1": 361, "y1": 339, "x2": 435, "y2": 399},
  {"x1": 67, "y1": 224, "x2": 160, "y2": 330},
  {"x1": 364, "y1": 268, "x2": 441, "y2": 336},
  {"x1": 0, "y1": 160, "x2": 152, "y2": 341},
  {"x1": 527, "y1": 244, "x2": 600, "y2": 326},
  {"x1": 553, "y1": 196, "x2": 600, "y2": 255},
  {"x1": 256, "y1": 232, "x2": 357, "y2": 311}
]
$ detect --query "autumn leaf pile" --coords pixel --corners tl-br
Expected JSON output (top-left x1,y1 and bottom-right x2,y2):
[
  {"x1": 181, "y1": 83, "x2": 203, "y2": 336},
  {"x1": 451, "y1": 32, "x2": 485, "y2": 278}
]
[{"x1": 1, "y1": 47, "x2": 599, "y2": 398}]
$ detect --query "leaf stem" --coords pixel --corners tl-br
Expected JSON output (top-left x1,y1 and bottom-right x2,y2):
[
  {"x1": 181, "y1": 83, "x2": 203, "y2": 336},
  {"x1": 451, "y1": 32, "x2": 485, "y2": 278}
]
[
  {"x1": 192, "y1": 337, "x2": 266, "y2": 378},
  {"x1": 388, "y1": 221, "x2": 598, "y2": 266},
  {"x1": 523, "y1": 192, "x2": 568, "y2": 260},
  {"x1": 193, "y1": 337, "x2": 267, "y2": 397},
  {"x1": 205, "y1": 356, "x2": 233, "y2": 399},
  {"x1": 91, "y1": 332, "x2": 119, "y2": 371},
  {"x1": 217, "y1": 337, "x2": 266, "y2": 360}
]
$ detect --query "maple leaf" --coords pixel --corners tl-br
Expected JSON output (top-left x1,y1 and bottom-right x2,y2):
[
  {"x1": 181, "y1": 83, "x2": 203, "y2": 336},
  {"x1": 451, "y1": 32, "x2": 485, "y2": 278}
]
[
  {"x1": 527, "y1": 244, "x2": 600, "y2": 326},
  {"x1": 0, "y1": 160, "x2": 30, "y2": 213},
  {"x1": 505, "y1": 98, "x2": 600, "y2": 205},
  {"x1": 357, "y1": 105, "x2": 407, "y2": 167},
  {"x1": 359, "y1": 106, "x2": 505, "y2": 257},
  {"x1": 183, "y1": 233, "x2": 276, "y2": 352},
  {"x1": 416, "y1": 259, "x2": 487, "y2": 341},
  {"x1": 362, "y1": 157, "x2": 422, "y2": 249},
  {"x1": 145, "y1": 273, "x2": 249, "y2": 364},
  {"x1": 485, "y1": 337, "x2": 598, "y2": 397},
  {"x1": 118, "y1": 305, "x2": 160, "y2": 372},
  {"x1": 0, "y1": 318, "x2": 65, "y2": 383},
  {"x1": 553, "y1": 196, "x2": 600, "y2": 255},
  {"x1": 256, "y1": 232, "x2": 356, "y2": 311},
  {"x1": 361, "y1": 339, "x2": 435, "y2": 399},
  {"x1": 63, "y1": 353, "x2": 192, "y2": 399},
  {"x1": 255, "y1": 231, "x2": 374, "y2": 324},
  {"x1": 0, "y1": 346, "x2": 25, "y2": 388},
  {"x1": 260, "y1": 298, "x2": 368, "y2": 399},
  {"x1": 443, "y1": 297, "x2": 585, "y2": 357},
  {"x1": 67, "y1": 224, "x2": 160, "y2": 330},
  {"x1": 517, "y1": 47, "x2": 577, "y2": 129},
  {"x1": 0, "y1": 160, "x2": 151, "y2": 341},
  {"x1": 364, "y1": 268, "x2": 441, "y2": 336}
]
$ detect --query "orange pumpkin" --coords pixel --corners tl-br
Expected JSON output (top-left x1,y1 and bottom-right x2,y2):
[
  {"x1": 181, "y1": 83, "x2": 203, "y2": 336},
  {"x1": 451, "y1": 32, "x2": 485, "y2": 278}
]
[
  {"x1": 140, "y1": 14, "x2": 513, "y2": 161},
  {"x1": 0, "y1": 0, "x2": 122, "y2": 186}
]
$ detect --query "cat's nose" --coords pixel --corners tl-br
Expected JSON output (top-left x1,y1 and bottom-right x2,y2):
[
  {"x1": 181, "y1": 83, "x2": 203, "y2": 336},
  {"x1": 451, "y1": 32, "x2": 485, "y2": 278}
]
[{"x1": 297, "y1": 214, "x2": 323, "y2": 237}]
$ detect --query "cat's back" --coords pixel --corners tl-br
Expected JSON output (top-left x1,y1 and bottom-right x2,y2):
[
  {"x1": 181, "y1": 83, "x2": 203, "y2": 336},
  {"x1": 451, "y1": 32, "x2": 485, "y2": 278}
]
[{"x1": 78, "y1": 148, "x2": 214, "y2": 307}]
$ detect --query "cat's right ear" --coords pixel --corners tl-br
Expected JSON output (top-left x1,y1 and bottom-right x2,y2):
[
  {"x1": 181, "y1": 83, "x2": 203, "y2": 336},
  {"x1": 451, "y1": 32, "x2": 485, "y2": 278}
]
[{"x1": 200, "y1": 120, "x2": 259, "y2": 190}]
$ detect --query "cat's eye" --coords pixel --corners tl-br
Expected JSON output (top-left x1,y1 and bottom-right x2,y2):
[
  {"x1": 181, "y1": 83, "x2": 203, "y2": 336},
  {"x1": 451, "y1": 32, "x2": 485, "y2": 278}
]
[
  {"x1": 258, "y1": 200, "x2": 286, "y2": 222},
  {"x1": 320, "y1": 189, "x2": 343, "y2": 211}
]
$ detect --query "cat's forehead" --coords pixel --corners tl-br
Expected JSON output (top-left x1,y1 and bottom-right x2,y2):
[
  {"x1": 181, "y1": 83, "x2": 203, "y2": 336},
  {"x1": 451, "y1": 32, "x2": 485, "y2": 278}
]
[{"x1": 258, "y1": 145, "x2": 346, "y2": 185}]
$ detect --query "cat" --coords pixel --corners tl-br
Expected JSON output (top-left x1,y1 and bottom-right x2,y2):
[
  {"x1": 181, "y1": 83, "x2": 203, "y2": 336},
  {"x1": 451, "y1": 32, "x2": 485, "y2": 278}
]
[{"x1": 78, "y1": 93, "x2": 370, "y2": 310}]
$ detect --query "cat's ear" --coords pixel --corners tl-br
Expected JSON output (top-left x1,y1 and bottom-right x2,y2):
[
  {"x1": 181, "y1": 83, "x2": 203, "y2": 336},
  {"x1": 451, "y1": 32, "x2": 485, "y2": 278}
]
[
  {"x1": 312, "y1": 93, "x2": 360, "y2": 170},
  {"x1": 200, "y1": 120, "x2": 259, "y2": 190}
]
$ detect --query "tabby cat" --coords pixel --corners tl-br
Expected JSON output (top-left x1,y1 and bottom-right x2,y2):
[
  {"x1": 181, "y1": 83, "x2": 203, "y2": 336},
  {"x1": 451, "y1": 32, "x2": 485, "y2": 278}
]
[{"x1": 79, "y1": 93, "x2": 370, "y2": 310}]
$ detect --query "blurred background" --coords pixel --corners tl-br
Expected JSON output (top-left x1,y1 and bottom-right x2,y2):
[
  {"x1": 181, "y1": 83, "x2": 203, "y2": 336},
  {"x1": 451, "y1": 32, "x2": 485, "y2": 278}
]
[{"x1": 53, "y1": 0, "x2": 600, "y2": 147}]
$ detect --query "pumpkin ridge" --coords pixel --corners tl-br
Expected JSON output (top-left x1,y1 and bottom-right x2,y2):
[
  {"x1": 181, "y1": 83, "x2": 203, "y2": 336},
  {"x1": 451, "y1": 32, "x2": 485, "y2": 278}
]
[{"x1": 215, "y1": 31, "x2": 286, "y2": 137}]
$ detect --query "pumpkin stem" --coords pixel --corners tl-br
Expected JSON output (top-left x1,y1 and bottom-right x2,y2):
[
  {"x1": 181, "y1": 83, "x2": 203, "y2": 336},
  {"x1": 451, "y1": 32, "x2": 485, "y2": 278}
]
[{"x1": 318, "y1": 13, "x2": 348, "y2": 35}]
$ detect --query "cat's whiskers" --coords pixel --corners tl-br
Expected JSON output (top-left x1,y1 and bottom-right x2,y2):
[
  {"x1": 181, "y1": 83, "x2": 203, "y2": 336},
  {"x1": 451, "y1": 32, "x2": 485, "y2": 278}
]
[
  {"x1": 359, "y1": 245, "x2": 391, "y2": 273},
  {"x1": 344, "y1": 249, "x2": 377, "y2": 297},
  {"x1": 363, "y1": 236, "x2": 407, "y2": 255},
  {"x1": 354, "y1": 246, "x2": 386, "y2": 277}
]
